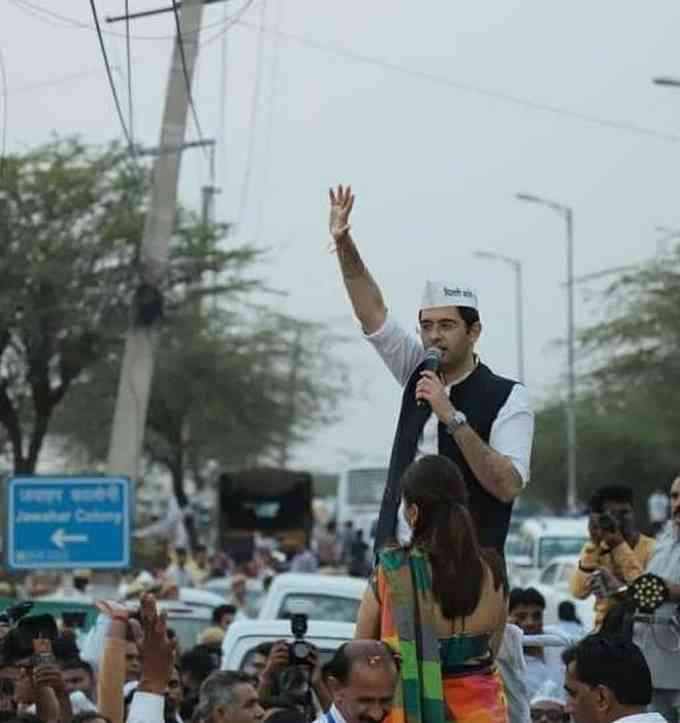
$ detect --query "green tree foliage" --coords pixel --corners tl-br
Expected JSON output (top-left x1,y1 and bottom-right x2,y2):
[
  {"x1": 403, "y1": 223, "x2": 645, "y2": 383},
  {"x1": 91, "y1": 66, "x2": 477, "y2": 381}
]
[
  {"x1": 0, "y1": 138, "x2": 258, "y2": 473},
  {"x1": 530, "y1": 249, "x2": 680, "y2": 511}
]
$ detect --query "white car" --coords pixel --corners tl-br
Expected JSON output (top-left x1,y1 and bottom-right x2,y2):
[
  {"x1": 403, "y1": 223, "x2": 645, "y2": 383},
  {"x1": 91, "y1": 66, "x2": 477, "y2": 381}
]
[
  {"x1": 258, "y1": 573, "x2": 367, "y2": 623},
  {"x1": 526, "y1": 555, "x2": 595, "y2": 632},
  {"x1": 179, "y1": 587, "x2": 228, "y2": 609},
  {"x1": 201, "y1": 577, "x2": 265, "y2": 616},
  {"x1": 221, "y1": 619, "x2": 355, "y2": 671}
]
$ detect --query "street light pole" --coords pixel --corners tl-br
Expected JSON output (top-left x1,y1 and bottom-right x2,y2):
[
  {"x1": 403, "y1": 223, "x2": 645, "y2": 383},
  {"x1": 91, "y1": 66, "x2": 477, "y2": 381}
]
[
  {"x1": 474, "y1": 251, "x2": 525, "y2": 383},
  {"x1": 516, "y1": 192, "x2": 577, "y2": 510}
]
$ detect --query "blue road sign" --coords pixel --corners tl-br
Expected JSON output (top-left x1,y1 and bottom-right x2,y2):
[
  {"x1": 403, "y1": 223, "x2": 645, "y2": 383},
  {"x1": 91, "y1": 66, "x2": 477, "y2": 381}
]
[{"x1": 6, "y1": 476, "x2": 132, "y2": 570}]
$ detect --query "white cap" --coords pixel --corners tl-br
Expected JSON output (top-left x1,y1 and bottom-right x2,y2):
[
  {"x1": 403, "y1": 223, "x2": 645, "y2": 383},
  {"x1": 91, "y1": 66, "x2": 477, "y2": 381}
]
[
  {"x1": 420, "y1": 281, "x2": 478, "y2": 311},
  {"x1": 530, "y1": 679, "x2": 566, "y2": 707}
]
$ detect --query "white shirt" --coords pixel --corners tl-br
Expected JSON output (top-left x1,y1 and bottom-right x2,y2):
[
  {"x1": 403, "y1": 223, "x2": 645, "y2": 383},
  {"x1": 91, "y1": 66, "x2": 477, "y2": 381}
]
[
  {"x1": 365, "y1": 312, "x2": 534, "y2": 544},
  {"x1": 127, "y1": 690, "x2": 165, "y2": 723},
  {"x1": 313, "y1": 703, "x2": 348, "y2": 723},
  {"x1": 613, "y1": 714, "x2": 667, "y2": 723}
]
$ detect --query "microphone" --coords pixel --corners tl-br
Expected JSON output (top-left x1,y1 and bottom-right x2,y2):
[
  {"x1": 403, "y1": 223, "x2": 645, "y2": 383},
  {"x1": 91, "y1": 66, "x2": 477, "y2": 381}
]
[{"x1": 417, "y1": 347, "x2": 443, "y2": 408}]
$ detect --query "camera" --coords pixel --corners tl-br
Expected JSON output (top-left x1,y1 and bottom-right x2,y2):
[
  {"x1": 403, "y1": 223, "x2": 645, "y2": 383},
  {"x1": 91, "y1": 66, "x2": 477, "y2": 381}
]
[{"x1": 288, "y1": 612, "x2": 313, "y2": 667}]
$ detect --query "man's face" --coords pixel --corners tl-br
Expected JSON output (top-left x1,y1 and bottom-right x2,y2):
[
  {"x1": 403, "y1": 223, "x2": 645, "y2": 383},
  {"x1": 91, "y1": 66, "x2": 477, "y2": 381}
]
[
  {"x1": 243, "y1": 653, "x2": 268, "y2": 684},
  {"x1": 671, "y1": 478, "x2": 680, "y2": 530},
  {"x1": 564, "y1": 661, "x2": 603, "y2": 723},
  {"x1": 602, "y1": 500, "x2": 635, "y2": 537},
  {"x1": 219, "y1": 612, "x2": 235, "y2": 631},
  {"x1": 419, "y1": 306, "x2": 479, "y2": 372},
  {"x1": 333, "y1": 663, "x2": 398, "y2": 723},
  {"x1": 166, "y1": 667, "x2": 183, "y2": 710},
  {"x1": 530, "y1": 701, "x2": 567, "y2": 723},
  {"x1": 213, "y1": 682, "x2": 264, "y2": 723},
  {"x1": 195, "y1": 550, "x2": 208, "y2": 566},
  {"x1": 63, "y1": 666, "x2": 94, "y2": 698},
  {"x1": 125, "y1": 641, "x2": 141, "y2": 682},
  {"x1": 177, "y1": 550, "x2": 188, "y2": 567},
  {"x1": 510, "y1": 603, "x2": 544, "y2": 635}
]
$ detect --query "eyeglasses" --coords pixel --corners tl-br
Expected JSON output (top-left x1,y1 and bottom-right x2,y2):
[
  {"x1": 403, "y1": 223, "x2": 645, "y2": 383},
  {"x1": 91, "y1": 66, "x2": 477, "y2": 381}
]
[{"x1": 530, "y1": 709, "x2": 568, "y2": 722}]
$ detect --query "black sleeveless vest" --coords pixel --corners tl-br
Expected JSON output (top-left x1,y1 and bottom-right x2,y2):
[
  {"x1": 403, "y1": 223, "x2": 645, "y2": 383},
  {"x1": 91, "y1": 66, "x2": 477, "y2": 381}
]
[{"x1": 374, "y1": 360, "x2": 518, "y2": 556}]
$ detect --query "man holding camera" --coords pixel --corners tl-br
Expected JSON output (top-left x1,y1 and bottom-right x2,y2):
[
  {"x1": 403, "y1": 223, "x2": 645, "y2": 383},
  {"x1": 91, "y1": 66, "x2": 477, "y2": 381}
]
[{"x1": 570, "y1": 484, "x2": 655, "y2": 631}]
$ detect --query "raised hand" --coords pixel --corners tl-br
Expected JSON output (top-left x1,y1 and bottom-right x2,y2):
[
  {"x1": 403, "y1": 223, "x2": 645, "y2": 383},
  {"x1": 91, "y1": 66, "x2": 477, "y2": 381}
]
[{"x1": 329, "y1": 184, "x2": 355, "y2": 244}]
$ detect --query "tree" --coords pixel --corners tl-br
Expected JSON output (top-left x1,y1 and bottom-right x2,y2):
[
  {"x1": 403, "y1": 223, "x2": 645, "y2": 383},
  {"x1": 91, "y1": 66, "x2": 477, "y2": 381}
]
[
  {"x1": 0, "y1": 137, "x2": 257, "y2": 474},
  {"x1": 529, "y1": 247, "x2": 680, "y2": 511},
  {"x1": 52, "y1": 305, "x2": 347, "y2": 494}
]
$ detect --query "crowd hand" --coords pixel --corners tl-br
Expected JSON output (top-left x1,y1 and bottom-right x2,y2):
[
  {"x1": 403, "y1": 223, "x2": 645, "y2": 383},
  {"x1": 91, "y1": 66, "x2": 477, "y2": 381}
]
[
  {"x1": 416, "y1": 370, "x2": 454, "y2": 421},
  {"x1": 138, "y1": 593, "x2": 176, "y2": 695},
  {"x1": 33, "y1": 665, "x2": 66, "y2": 723},
  {"x1": 586, "y1": 568, "x2": 622, "y2": 597},
  {"x1": 95, "y1": 599, "x2": 142, "y2": 643},
  {"x1": 328, "y1": 185, "x2": 355, "y2": 247},
  {"x1": 262, "y1": 640, "x2": 290, "y2": 682}
]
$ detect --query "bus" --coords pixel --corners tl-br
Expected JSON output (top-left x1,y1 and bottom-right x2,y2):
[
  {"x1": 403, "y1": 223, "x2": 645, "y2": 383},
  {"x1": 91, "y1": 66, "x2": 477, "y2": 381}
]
[{"x1": 336, "y1": 467, "x2": 387, "y2": 542}]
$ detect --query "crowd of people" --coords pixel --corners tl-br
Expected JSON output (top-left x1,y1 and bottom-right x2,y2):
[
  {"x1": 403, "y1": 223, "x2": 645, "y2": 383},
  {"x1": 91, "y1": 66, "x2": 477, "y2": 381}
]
[{"x1": 0, "y1": 187, "x2": 677, "y2": 723}]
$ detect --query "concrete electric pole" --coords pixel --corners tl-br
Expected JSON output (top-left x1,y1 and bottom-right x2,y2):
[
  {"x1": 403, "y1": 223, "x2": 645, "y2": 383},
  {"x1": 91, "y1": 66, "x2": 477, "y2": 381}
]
[{"x1": 107, "y1": 0, "x2": 207, "y2": 481}]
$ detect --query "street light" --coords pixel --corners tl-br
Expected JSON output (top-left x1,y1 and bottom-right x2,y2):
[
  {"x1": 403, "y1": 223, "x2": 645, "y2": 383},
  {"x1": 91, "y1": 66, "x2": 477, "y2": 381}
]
[
  {"x1": 474, "y1": 251, "x2": 525, "y2": 383},
  {"x1": 652, "y1": 76, "x2": 680, "y2": 88},
  {"x1": 516, "y1": 191, "x2": 576, "y2": 511}
]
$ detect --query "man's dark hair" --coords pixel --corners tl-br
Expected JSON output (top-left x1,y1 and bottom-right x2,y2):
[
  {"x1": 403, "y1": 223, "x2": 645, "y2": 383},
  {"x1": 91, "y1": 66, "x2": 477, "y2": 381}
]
[
  {"x1": 562, "y1": 635, "x2": 652, "y2": 706},
  {"x1": 558, "y1": 601, "x2": 581, "y2": 625},
  {"x1": 194, "y1": 544, "x2": 207, "y2": 554},
  {"x1": 508, "y1": 587, "x2": 545, "y2": 612},
  {"x1": 60, "y1": 658, "x2": 94, "y2": 675},
  {"x1": 73, "y1": 714, "x2": 112, "y2": 723},
  {"x1": 589, "y1": 485, "x2": 635, "y2": 514},
  {"x1": 253, "y1": 642, "x2": 274, "y2": 658},
  {"x1": 211, "y1": 604, "x2": 237, "y2": 625},
  {"x1": 417, "y1": 306, "x2": 480, "y2": 332},
  {"x1": 180, "y1": 647, "x2": 218, "y2": 685}
]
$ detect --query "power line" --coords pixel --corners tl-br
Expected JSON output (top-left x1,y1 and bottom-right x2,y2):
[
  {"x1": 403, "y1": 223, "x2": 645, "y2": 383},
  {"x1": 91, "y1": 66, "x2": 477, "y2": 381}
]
[
  {"x1": 10, "y1": 0, "x2": 241, "y2": 42},
  {"x1": 5, "y1": 67, "x2": 108, "y2": 95},
  {"x1": 0, "y1": 48, "x2": 7, "y2": 181},
  {"x1": 170, "y1": 0, "x2": 207, "y2": 157},
  {"x1": 237, "y1": 20, "x2": 680, "y2": 145},
  {"x1": 88, "y1": 0, "x2": 136, "y2": 157},
  {"x1": 237, "y1": 0, "x2": 268, "y2": 226},
  {"x1": 125, "y1": 0, "x2": 134, "y2": 146}
]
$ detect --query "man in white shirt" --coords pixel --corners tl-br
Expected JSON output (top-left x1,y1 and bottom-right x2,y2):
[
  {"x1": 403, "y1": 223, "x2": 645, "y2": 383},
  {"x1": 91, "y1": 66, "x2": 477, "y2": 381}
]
[
  {"x1": 191, "y1": 670, "x2": 264, "y2": 723},
  {"x1": 563, "y1": 635, "x2": 667, "y2": 723},
  {"x1": 313, "y1": 640, "x2": 399, "y2": 723},
  {"x1": 328, "y1": 185, "x2": 534, "y2": 555}
]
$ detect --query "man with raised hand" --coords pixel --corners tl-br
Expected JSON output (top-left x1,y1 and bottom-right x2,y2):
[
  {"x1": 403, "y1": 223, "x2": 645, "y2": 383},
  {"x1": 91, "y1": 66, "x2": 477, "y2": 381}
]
[{"x1": 328, "y1": 184, "x2": 534, "y2": 555}]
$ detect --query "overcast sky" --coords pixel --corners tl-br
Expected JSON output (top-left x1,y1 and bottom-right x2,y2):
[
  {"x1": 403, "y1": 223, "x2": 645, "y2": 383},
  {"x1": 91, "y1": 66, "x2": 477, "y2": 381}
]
[{"x1": 4, "y1": 0, "x2": 680, "y2": 474}]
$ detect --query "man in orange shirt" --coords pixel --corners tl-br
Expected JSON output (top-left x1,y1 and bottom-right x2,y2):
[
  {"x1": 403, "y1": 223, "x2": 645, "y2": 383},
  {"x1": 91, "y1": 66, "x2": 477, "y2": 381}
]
[{"x1": 570, "y1": 485, "x2": 655, "y2": 631}]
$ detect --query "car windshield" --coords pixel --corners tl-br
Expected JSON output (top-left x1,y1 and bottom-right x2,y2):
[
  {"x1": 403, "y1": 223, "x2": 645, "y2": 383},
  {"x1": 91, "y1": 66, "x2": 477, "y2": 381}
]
[
  {"x1": 279, "y1": 594, "x2": 361, "y2": 624},
  {"x1": 538, "y1": 537, "x2": 588, "y2": 568},
  {"x1": 166, "y1": 616, "x2": 211, "y2": 652}
]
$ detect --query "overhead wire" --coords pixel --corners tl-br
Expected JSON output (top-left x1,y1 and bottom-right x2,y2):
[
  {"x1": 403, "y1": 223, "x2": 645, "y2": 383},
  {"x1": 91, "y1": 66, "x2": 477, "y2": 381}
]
[
  {"x1": 235, "y1": 21, "x2": 680, "y2": 145},
  {"x1": 10, "y1": 0, "x2": 243, "y2": 42},
  {"x1": 125, "y1": 0, "x2": 134, "y2": 146},
  {"x1": 254, "y1": 0, "x2": 284, "y2": 244},
  {"x1": 170, "y1": 0, "x2": 208, "y2": 159},
  {"x1": 88, "y1": 0, "x2": 136, "y2": 158},
  {"x1": 237, "y1": 0, "x2": 268, "y2": 227},
  {"x1": 0, "y1": 47, "x2": 7, "y2": 181},
  {"x1": 4, "y1": 67, "x2": 110, "y2": 95}
]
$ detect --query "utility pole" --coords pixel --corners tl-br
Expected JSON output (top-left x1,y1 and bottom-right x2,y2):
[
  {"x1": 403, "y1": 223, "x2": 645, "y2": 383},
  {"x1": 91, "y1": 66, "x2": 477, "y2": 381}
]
[
  {"x1": 278, "y1": 324, "x2": 304, "y2": 468},
  {"x1": 107, "y1": 0, "x2": 207, "y2": 482}
]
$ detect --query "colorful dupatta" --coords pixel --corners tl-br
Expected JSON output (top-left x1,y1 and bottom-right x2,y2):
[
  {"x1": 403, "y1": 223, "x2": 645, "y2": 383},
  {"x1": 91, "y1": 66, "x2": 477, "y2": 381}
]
[
  {"x1": 379, "y1": 547, "x2": 445, "y2": 723},
  {"x1": 378, "y1": 547, "x2": 508, "y2": 723}
]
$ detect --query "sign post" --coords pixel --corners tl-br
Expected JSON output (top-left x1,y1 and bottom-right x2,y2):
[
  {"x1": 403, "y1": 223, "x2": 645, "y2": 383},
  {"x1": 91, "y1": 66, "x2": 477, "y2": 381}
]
[{"x1": 6, "y1": 476, "x2": 132, "y2": 570}]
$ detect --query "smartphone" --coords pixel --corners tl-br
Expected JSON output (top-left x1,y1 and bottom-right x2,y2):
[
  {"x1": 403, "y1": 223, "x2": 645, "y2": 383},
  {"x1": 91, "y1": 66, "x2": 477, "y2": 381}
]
[{"x1": 32, "y1": 637, "x2": 55, "y2": 667}]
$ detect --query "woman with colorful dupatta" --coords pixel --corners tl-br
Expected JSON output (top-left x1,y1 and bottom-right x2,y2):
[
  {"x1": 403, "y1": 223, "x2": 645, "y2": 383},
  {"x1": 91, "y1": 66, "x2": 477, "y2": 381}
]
[{"x1": 356, "y1": 454, "x2": 508, "y2": 723}]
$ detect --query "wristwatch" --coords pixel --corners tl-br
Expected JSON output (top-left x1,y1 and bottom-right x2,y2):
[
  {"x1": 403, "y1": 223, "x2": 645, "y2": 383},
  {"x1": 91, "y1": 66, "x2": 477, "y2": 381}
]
[{"x1": 446, "y1": 410, "x2": 468, "y2": 435}]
